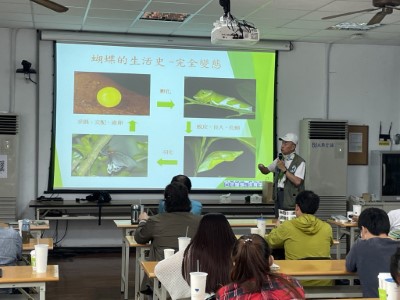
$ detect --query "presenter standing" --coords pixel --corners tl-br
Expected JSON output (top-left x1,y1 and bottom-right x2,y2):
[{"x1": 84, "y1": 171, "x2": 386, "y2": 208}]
[{"x1": 258, "y1": 133, "x2": 305, "y2": 214}]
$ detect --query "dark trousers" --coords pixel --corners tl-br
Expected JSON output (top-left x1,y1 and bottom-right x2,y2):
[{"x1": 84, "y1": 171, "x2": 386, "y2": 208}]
[{"x1": 274, "y1": 189, "x2": 285, "y2": 218}]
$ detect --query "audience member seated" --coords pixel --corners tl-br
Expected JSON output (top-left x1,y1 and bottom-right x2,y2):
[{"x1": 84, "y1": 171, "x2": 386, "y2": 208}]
[
  {"x1": 388, "y1": 209, "x2": 400, "y2": 239},
  {"x1": 0, "y1": 224, "x2": 22, "y2": 294},
  {"x1": 346, "y1": 207, "x2": 400, "y2": 298},
  {"x1": 158, "y1": 175, "x2": 202, "y2": 215},
  {"x1": 155, "y1": 213, "x2": 236, "y2": 299},
  {"x1": 216, "y1": 234, "x2": 305, "y2": 300},
  {"x1": 135, "y1": 182, "x2": 202, "y2": 294},
  {"x1": 265, "y1": 190, "x2": 333, "y2": 286}
]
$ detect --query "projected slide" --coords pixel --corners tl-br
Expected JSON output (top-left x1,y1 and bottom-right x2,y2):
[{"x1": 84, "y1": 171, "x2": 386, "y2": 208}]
[{"x1": 52, "y1": 42, "x2": 276, "y2": 191}]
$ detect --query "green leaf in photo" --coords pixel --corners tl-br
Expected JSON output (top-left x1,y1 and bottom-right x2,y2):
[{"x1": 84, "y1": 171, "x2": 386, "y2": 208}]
[{"x1": 197, "y1": 150, "x2": 243, "y2": 173}]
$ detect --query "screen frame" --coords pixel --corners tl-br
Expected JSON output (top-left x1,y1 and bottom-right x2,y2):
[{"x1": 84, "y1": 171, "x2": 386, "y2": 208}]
[{"x1": 46, "y1": 41, "x2": 278, "y2": 194}]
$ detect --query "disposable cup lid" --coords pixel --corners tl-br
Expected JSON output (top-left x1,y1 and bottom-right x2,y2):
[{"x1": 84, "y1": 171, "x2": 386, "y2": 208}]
[
  {"x1": 378, "y1": 273, "x2": 392, "y2": 278},
  {"x1": 190, "y1": 272, "x2": 208, "y2": 276}
]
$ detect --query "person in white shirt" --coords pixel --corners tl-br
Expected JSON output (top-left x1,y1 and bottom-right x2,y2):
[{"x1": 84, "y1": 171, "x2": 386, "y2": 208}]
[
  {"x1": 155, "y1": 213, "x2": 236, "y2": 299},
  {"x1": 387, "y1": 209, "x2": 400, "y2": 239}
]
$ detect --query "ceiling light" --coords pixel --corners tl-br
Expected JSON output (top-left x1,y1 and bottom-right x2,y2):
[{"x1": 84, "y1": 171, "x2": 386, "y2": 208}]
[
  {"x1": 328, "y1": 22, "x2": 381, "y2": 31},
  {"x1": 140, "y1": 12, "x2": 189, "y2": 22}
]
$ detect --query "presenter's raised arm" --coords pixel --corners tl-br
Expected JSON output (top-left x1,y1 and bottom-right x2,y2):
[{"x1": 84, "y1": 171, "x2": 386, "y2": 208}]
[{"x1": 258, "y1": 163, "x2": 271, "y2": 175}]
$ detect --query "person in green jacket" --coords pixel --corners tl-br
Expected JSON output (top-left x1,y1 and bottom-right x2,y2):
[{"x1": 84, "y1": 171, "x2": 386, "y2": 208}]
[{"x1": 265, "y1": 190, "x2": 333, "y2": 286}]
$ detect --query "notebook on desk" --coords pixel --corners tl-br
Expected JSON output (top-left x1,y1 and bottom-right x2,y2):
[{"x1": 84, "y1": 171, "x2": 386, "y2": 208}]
[{"x1": 331, "y1": 215, "x2": 348, "y2": 223}]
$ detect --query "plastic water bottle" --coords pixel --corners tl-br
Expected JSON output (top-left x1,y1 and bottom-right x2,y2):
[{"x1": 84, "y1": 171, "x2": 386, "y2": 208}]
[
  {"x1": 131, "y1": 205, "x2": 140, "y2": 224},
  {"x1": 21, "y1": 219, "x2": 31, "y2": 244}
]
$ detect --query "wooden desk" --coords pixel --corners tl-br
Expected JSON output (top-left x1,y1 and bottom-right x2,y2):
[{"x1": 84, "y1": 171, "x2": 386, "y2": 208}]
[
  {"x1": 113, "y1": 220, "x2": 138, "y2": 237},
  {"x1": 328, "y1": 220, "x2": 359, "y2": 257},
  {"x1": 141, "y1": 261, "x2": 167, "y2": 300},
  {"x1": 276, "y1": 259, "x2": 360, "y2": 299},
  {"x1": 114, "y1": 218, "x2": 275, "y2": 300},
  {"x1": 228, "y1": 218, "x2": 276, "y2": 228},
  {"x1": 23, "y1": 238, "x2": 54, "y2": 252},
  {"x1": 141, "y1": 261, "x2": 157, "y2": 278},
  {"x1": 142, "y1": 259, "x2": 359, "y2": 300},
  {"x1": 142, "y1": 260, "x2": 357, "y2": 282},
  {"x1": 121, "y1": 236, "x2": 150, "y2": 300},
  {"x1": 29, "y1": 220, "x2": 50, "y2": 231},
  {"x1": 275, "y1": 259, "x2": 357, "y2": 281},
  {"x1": 0, "y1": 265, "x2": 59, "y2": 300},
  {"x1": 113, "y1": 220, "x2": 141, "y2": 300},
  {"x1": 8, "y1": 220, "x2": 50, "y2": 232},
  {"x1": 114, "y1": 218, "x2": 275, "y2": 234}
]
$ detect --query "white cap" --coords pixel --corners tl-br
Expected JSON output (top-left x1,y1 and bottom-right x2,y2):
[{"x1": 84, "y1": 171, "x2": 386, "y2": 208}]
[{"x1": 279, "y1": 133, "x2": 298, "y2": 145}]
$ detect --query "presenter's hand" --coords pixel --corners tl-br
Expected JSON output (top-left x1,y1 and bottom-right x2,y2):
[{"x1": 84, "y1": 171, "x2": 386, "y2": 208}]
[
  {"x1": 276, "y1": 160, "x2": 286, "y2": 172},
  {"x1": 258, "y1": 163, "x2": 269, "y2": 174},
  {"x1": 139, "y1": 212, "x2": 149, "y2": 221}
]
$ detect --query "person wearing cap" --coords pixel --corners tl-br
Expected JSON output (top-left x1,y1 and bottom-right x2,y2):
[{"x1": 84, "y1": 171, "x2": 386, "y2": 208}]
[{"x1": 258, "y1": 133, "x2": 305, "y2": 212}]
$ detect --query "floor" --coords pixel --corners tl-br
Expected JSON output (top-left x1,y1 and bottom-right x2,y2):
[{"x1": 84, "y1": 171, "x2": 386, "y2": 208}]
[{"x1": 45, "y1": 248, "x2": 136, "y2": 300}]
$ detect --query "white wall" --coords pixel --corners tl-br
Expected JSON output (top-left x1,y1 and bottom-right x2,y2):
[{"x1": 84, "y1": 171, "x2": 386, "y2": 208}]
[
  {"x1": 2, "y1": 29, "x2": 400, "y2": 246},
  {"x1": 277, "y1": 42, "x2": 400, "y2": 196}
]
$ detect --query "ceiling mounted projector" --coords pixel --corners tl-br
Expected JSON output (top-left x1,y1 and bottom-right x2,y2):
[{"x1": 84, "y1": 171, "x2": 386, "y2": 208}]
[
  {"x1": 211, "y1": 0, "x2": 259, "y2": 45},
  {"x1": 211, "y1": 16, "x2": 260, "y2": 45}
]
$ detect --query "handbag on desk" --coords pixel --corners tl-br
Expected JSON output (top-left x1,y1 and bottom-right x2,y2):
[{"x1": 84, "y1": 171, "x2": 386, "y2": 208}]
[{"x1": 86, "y1": 191, "x2": 112, "y2": 203}]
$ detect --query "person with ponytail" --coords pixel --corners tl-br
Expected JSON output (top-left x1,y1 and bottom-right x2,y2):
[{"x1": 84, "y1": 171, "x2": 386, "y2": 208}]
[{"x1": 216, "y1": 234, "x2": 305, "y2": 300}]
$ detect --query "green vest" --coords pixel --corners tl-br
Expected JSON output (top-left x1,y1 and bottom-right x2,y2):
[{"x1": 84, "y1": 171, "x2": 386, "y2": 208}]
[{"x1": 279, "y1": 154, "x2": 305, "y2": 210}]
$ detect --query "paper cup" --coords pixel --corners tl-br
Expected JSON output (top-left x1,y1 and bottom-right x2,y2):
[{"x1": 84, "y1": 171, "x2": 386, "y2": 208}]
[
  {"x1": 257, "y1": 219, "x2": 266, "y2": 237},
  {"x1": 190, "y1": 272, "x2": 207, "y2": 300},
  {"x1": 386, "y1": 278, "x2": 400, "y2": 300},
  {"x1": 380, "y1": 288, "x2": 388, "y2": 300},
  {"x1": 250, "y1": 228, "x2": 259, "y2": 234},
  {"x1": 34, "y1": 244, "x2": 49, "y2": 273},
  {"x1": 30, "y1": 250, "x2": 36, "y2": 271},
  {"x1": 353, "y1": 204, "x2": 362, "y2": 216},
  {"x1": 164, "y1": 248, "x2": 175, "y2": 259},
  {"x1": 379, "y1": 273, "x2": 392, "y2": 289},
  {"x1": 178, "y1": 237, "x2": 191, "y2": 252}
]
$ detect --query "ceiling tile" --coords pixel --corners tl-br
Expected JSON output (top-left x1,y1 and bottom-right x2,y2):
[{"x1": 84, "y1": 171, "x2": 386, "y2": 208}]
[
  {"x1": 317, "y1": 1, "x2": 373, "y2": 12},
  {"x1": 88, "y1": 8, "x2": 141, "y2": 19},
  {"x1": 0, "y1": 0, "x2": 399, "y2": 46},
  {"x1": 268, "y1": 0, "x2": 334, "y2": 10}
]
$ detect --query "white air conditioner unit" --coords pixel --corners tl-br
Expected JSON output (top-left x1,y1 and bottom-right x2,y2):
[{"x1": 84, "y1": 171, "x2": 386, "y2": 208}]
[
  {"x1": 299, "y1": 119, "x2": 348, "y2": 223},
  {"x1": 0, "y1": 113, "x2": 19, "y2": 222},
  {"x1": 299, "y1": 119, "x2": 348, "y2": 196}
]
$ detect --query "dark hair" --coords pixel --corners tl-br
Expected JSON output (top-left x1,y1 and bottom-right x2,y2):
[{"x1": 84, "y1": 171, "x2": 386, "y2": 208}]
[
  {"x1": 182, "y1": 213, "x2": 236, "y2": 293},
  {"x1": 229, "y1": 234, "x2": 303, "y2": 298},
  {"x1": 390, "y1": 247, "x2": 400, "y2": 285},
  {"x1": 358, "y1": 207, "x2": 390, "y2": 235},
  {"x1": 163, "y1": 182, "x2": 191, "y2": 213},
  {"x1": 295, "y1": 190, "x2": 320, "y2": 214},
  {"x1": 171, "y1": 174, "x2": 192, "y2": 192}
]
